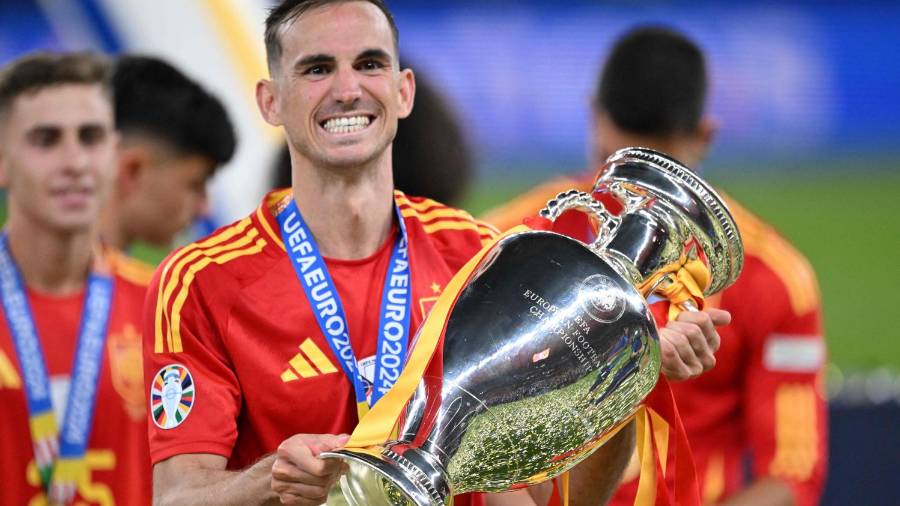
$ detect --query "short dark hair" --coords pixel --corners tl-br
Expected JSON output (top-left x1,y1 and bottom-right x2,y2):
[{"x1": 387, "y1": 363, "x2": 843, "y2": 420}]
[
  {"x1": 264, "y1": 0, "x2": 399, "y2": 74},
  {"x1": 112, "y1": 55, "x2": 236, "y2": 167},
  {"x1": 595, "y1": 25, "x2": 707, "y2": 136},
  {"x1": 0, "y1": 52, "x2": 110, "y2": 117}
]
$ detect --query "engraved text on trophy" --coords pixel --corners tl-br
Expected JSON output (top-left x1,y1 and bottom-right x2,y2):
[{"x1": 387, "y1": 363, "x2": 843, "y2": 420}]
[{"x1": 522, "y1": 287, "x2": 604, "y2": 373}]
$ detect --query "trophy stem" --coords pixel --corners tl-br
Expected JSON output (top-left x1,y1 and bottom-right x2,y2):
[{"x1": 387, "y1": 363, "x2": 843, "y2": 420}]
[
  {"x1": 321, "y1": 446, "x2": 450, "y2": 506},
  {"x1": 596, "y1": 249, "x2": 647, "y2": 296}
]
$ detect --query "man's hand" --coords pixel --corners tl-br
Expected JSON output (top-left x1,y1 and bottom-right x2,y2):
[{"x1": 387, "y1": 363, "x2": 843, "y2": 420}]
[
  {"x1": 270, "y1": 433, "x2": 350, "y2": 506},
  {"x1": 659, "y1": 308, "x2": 731, "y2": 380}
]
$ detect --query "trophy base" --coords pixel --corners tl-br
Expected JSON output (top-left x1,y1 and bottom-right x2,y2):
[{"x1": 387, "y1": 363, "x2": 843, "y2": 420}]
[{"x1": 321, "y1": 446, "x2": 450, "y2": 506}]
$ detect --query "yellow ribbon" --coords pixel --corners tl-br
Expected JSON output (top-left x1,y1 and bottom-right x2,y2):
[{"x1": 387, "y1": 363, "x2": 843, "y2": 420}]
[
  {"x1": 638, "y1": 257, "x2": 711, "y2": 321},
  {"x1": 345, "y1": 225, "x2": 530, "y2": 449},
  {"x1": 632, "y1": 406, "x2": 671, "y2": 506}
]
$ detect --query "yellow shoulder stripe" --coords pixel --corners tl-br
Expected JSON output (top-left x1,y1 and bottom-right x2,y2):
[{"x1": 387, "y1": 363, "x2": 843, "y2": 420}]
[
  {"x1": 399, "y1": 195, "x2": 446, "y2": 213},
  {"x1": 256, "y1": 205, "x2": 285, "y2": 250},
  {"x1": 477, "y1": 221, "x2": 500, "y2": 236},
  {"x1": 421, "y1": 220, "x2": 485, "y2": 235},
  {"x1": 724, "y1": 196, "x2": 819, "y2": 315},
  {"x1": 154, "y1": 218, "x2": 254, "y2": 353},
  {"x1": 398, "y1": 195, "x2": 499, "y2": 239},
  {"x1": 770, "y1": 383, "x2": 819, "y2": 480},
  {"x1": 400, "y1": 206, "x2": 473, "y2": 222},
  {"x1": 108, "y1": 250, "x2": 155, "y2": 286},
  {"x1": 168, "y1": 236, "x2": 267, "y2": 353}
]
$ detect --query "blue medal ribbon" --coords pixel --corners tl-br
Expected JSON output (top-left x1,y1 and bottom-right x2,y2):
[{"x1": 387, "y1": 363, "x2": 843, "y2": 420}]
[
  {"x1": 0, "y1": 233, "x2": 113, "y2": 502},
  {"x1": 277, "y1": 198, "x2": 410, "y2": 412}
]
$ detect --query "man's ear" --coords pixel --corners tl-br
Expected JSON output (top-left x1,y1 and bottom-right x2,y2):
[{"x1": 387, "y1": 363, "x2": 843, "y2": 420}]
[
  {"x1": 396, "y1": 68, "x2": 416, "y2": 120},
  {"x1": 116, "y1": 146, "x2": 149, "y2": 196},
  {"x1": 256, "y1": 78, "x2": 283, "y2": 127},
  {"x1": 695, "y1": 115, "x2": 718, "y2": 160}
]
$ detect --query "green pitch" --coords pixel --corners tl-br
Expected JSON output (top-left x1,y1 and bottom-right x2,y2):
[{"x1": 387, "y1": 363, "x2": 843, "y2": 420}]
[{"x1": 463, "y1": 170, "x2": 900, "y2": 371}]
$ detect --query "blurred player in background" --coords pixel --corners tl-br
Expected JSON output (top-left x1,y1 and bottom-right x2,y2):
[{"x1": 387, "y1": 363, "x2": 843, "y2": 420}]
[
  {"x1": 271, "y1": 60, "x2": 473, "y2": 206},
  {"x1": 0, "y1": 52, "x2": 152, "y2": 505},
  {"x1": 483, "y1": 25, "x2": 827, "y2": 506},
  {"x1": 391, "y1": 62, "x2": 473, "y2": 206},
  {"x1": 101, "y1": 55, "x2": 236, "y2": 255}
]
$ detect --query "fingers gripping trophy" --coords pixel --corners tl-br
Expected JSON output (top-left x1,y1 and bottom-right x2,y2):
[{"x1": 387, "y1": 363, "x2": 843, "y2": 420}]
[{"x1": 323, "y1": 148, "x2": 744, "y2": 506}]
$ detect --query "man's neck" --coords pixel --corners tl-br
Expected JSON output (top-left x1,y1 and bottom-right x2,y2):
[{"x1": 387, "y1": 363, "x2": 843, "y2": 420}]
[
  {"x1": 6, "y1": 217, "x2": 97, "y2": 295},
  {"x1": 290, "y1": 159, "x2": 395, "y2": 260}
]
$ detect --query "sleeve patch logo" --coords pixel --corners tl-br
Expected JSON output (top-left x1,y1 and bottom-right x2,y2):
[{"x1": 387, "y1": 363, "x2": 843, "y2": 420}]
[
  {"x1": 150, "y1": 364, "x2": 195, "y2": 429},
  {"x1": 763, "y1": 335, "x2": 825, "y2": 373}
]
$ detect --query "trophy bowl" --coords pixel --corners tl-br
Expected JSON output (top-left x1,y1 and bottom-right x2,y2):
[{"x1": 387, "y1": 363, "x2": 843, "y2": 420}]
[{"x1": 323, "y1": 148, "x2": 743, "y2": 506}]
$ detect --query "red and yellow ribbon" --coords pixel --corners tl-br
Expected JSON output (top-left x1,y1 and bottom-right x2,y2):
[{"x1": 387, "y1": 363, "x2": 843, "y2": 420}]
[{"x1": 639, "y1": 256, "x2": 711, "y2": 321}]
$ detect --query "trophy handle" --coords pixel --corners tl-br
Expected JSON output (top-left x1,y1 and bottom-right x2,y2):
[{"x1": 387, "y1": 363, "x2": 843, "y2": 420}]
[{"x1": 539, "y1": 190, "x2": 621, "y2": 252}]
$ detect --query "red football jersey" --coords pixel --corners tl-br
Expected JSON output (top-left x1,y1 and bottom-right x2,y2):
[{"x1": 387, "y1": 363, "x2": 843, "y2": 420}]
[
  {"x1": 483, "y1": 177, "x2": 828, "y2": 506},
  {"x1": 143, "y1": 189, "x2": 496, "y2": 504},
  {"x1": 0, "y1": 249, "x2": 154, "y2": 505}
]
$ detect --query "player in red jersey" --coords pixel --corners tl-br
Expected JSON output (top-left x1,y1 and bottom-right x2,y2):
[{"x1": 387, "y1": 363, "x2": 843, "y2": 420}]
[
  {"x1": 143, "y1": 3, "x2": 726, "y2": 505},
  {"x1": 146, "y1": 188, "x2": 498, "y2": 490},
  {"x1": 483, "y1": 26, "x2": 827, "y2": 506},
  {"x1": 0, "y1": 53, "x2": 153, "y2": 505}
]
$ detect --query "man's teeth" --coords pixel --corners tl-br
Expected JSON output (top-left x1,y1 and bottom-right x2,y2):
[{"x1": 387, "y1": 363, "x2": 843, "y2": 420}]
[{"x1": 323, "y1": 116, "x2": 371, "y2": 133}]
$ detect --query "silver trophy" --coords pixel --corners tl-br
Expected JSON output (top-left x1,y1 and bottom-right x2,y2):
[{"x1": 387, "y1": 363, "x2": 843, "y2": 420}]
[{"x1": 323, "y1": 148, "x2": 743, "y2": 506}]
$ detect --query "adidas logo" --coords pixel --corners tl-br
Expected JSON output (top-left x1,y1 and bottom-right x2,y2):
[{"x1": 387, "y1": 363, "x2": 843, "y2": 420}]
[{"x1": 281, "y1": 338, "x2": 338, "y2": 382}]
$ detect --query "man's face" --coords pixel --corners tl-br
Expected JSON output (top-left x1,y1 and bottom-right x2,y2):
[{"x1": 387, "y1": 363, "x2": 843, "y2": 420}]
[
  {"x1": 262, "y1": 1, "x2": 414, "y2": 170},
  {"x1": 0, "y1": 84, "x2": 116, "y2": 234},
  {"x1": 125, "y1": 148, "x2": 214, "y2": 248}
]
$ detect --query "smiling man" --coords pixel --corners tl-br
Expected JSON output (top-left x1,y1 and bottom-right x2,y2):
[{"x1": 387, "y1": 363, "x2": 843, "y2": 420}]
[
  {"x1": 0, "y1": 52, "x2": 153, "y2": 505},
  {"x1": 142, "y1": 2, "x2": 727, "y2": 506}
]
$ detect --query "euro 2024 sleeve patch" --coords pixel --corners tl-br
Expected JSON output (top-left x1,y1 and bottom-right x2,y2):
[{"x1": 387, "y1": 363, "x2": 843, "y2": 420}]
[{"x1": 150, "y1": 364, "x2": 195, "y2": 429}]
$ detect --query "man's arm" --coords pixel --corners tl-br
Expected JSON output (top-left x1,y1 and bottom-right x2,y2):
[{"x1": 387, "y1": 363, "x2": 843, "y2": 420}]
[
  {"x1": 486, "y1": 422, "x2": 635, "y2": 506},
  {"x1": 153, "y1": 454, "x2": 278, "y2": 506},
  {"x1": 153, "y1": 433, "x2": 349, "y2": 506},
  {"x1": 565, "y1": 421, "x2": 636, "y2": 506}
]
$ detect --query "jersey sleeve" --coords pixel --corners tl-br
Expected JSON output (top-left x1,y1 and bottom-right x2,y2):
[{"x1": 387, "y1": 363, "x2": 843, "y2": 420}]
[
  {"x1": 142, "y1": 250, "x2": 242, "y2": 465},
  {"x1": 735, "y1": 258, "x2": 827, "y2": 506}
]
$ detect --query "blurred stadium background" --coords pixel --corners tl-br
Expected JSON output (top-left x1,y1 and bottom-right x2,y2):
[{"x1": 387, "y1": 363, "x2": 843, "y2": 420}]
[{"x1": 1, "y1": 0, "x2": 897, "y2": 503}]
